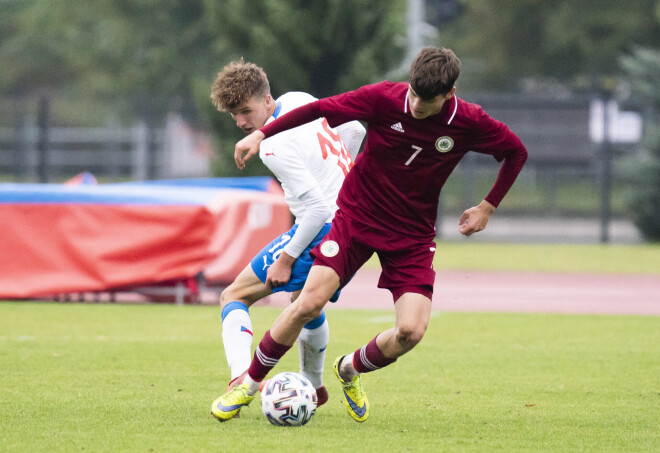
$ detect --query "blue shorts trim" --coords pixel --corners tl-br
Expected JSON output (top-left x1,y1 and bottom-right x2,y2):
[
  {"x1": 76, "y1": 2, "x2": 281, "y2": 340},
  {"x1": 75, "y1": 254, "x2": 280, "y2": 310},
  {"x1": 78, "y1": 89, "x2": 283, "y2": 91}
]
[
  {"x1": 221, "y1": 301, "x2": 249, "y2": 321},
  {"x1": 250, "y1": 223, "x2": 340, "y2": 302}
]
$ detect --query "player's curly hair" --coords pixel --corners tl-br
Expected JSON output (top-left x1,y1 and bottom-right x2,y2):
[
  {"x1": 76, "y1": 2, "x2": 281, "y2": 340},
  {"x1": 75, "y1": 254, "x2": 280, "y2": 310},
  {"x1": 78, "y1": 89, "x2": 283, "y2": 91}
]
[
  {"x1": 409, "y1": 47, "x2": 460, "y2": 101},
  {"x1": 210, "y1": 58, "x2": 270, "y2": 111}
]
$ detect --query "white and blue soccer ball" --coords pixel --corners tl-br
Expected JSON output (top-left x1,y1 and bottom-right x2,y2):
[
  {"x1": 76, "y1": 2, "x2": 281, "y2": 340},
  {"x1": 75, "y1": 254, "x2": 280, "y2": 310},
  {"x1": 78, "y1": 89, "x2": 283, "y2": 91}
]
[{"x1": 261, "y1": 372, "x2": 317, "y2": 426}]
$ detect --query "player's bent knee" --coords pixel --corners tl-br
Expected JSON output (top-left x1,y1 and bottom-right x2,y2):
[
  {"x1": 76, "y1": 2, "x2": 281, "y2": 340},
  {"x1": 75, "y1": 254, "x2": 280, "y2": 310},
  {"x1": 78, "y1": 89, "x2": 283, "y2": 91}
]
[
  {"x1": 290, "y1": 298, "x2": 325, "y2": 325},
  {"x1": 219, "y1": 283, "x2": 248, "y2": 307},
  {"x1": 299, "y1": 306, "x2": 324, "y2": 325},
  {"x1": 395, "y1": 324, "x2": 426, "y2": 350},
  {"x1": 219, "y1": 286, "x2": 237, "y2": 307}
]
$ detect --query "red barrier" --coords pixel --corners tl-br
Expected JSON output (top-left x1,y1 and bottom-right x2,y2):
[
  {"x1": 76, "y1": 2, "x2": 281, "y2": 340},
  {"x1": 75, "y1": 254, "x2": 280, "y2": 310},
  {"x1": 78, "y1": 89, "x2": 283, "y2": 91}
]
[{"x1": 0, "y1": 183, "x2": 291, "y2": 299}]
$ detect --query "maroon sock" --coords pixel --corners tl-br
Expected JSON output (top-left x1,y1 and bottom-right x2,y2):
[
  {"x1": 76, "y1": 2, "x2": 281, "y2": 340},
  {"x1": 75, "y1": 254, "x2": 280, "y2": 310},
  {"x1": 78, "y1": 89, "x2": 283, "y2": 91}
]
[
  {"x1": 247, "y1": 330, "x2": 292, "y2": 382},
  {"x1": 352, "y1": 335, "x2": 397, "y2": 373}
]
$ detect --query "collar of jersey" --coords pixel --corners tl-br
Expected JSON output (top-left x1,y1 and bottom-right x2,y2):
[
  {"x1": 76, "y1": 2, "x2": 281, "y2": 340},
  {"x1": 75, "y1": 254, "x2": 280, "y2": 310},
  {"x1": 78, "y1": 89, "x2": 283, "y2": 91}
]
[
  {"x1": 404, "y1": 84, "x2": 458, "y2": 125},
  {"x1": 272, "y1": 101, "x2": 282, "y2": 119}
]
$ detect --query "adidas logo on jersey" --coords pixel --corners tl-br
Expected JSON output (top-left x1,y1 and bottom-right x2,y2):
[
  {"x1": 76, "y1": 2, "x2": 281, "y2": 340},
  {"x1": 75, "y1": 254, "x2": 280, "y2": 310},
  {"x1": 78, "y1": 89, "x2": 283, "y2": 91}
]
[{"x1": 390, "y1": 122, "x2": 404, "y2": 133}]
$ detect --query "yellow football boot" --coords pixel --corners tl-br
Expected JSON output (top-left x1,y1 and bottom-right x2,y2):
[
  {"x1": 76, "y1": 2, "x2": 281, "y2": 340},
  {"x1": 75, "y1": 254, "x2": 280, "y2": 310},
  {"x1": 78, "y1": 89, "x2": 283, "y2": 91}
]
[
  {"x1": 210, "y1": 384, "x2": 254, "y2": 422},
  {"x1": 333, "y1": 356, "x2": 369, "y2": 422}
]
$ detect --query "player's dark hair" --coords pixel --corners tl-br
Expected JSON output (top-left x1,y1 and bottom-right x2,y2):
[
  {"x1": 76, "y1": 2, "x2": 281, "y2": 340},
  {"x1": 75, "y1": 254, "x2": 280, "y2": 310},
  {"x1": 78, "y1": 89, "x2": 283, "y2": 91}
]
[
  {"x1": 210, "y1": 58, "x2": 270, "y2": 111},
  {"x1": 409, "y1": 47, "x2": 460, "y2": 100}
]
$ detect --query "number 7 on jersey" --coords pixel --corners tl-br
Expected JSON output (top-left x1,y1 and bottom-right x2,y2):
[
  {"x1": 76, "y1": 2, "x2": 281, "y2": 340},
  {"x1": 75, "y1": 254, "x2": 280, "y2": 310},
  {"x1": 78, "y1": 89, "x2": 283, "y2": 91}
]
[{"x1": 405, "y1": 145, "x2": 423, "y2": 166}]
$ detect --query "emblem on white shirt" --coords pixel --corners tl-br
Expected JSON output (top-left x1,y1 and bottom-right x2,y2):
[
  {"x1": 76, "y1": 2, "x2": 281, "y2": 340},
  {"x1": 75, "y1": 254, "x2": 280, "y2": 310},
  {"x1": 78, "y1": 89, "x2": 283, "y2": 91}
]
[
  {"x1": 435, "y1": 136, "x2": 454, "y2": 153},
  {"x1": 390, "y1": 122, "x2": 405, "y2": 133}
]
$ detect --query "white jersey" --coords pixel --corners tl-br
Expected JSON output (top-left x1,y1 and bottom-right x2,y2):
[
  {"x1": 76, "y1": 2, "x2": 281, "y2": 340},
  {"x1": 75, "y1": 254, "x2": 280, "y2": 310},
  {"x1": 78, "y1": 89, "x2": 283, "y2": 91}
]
[{"x1": 260, "y1": 91, "x2": 363, "y2": 224}]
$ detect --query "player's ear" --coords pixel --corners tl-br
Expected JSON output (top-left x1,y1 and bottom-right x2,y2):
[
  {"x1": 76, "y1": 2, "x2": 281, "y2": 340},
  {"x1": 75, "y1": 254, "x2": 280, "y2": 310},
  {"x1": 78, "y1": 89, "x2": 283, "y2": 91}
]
[{"x1": 445, "y1": 86, "x2": 456, "y2": 100}]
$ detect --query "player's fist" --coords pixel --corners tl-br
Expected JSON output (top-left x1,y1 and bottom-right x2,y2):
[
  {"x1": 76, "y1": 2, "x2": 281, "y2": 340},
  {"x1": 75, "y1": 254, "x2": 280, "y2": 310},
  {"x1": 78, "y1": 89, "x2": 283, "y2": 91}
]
[
  {"x1": 265, "y1": 251, "x2": 295, "y2": 289},
  {"x1": 235, "y1": 130, "x2": 265, "y2": 170},
  {"x1": 459, "y1": 200, "x2": 495, "y2": 236}
]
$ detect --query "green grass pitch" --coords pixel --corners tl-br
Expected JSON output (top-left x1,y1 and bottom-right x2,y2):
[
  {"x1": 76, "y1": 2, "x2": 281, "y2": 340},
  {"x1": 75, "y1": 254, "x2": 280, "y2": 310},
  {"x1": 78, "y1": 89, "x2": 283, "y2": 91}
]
[
  {"x1": 1, "y1": 302, "x2": 658, "y2": 452},
  {"x1": 430, "y1": 242, "x2": 660, "y2": 274}
]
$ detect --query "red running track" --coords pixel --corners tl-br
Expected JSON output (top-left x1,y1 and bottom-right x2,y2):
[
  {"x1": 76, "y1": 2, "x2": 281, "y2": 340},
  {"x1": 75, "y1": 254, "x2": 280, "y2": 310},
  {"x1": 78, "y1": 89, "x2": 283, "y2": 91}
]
[{"x1": 259, "y1": 269, "x2": 660, "y2": 316}]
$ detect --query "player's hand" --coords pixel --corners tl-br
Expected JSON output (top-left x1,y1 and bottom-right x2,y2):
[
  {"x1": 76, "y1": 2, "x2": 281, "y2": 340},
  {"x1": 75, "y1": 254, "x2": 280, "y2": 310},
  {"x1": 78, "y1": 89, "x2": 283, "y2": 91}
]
[
  {"x1": 266, "y1": 251, "x2": 296, "y2": 289},
  {"x1": 234, "y1": 130, "x2": 265, "y2": 170},
  {"x1": 459, "y1": 200, "x2": 495, "y2": 236}
]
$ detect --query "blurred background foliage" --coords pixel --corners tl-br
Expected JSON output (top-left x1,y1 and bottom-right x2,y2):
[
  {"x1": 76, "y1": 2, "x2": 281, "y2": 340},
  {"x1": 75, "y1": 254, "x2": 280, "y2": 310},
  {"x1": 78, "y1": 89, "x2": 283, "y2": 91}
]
[
  {"x1": 621, "y1": 46, "x2": 660, "y2": 240},
  {"x1": 1, "y1": 0, "x2": 660, "y2": 238},
  {"x1": 2, "y1": 0, "x2": 658, "y2": 132},
  {"x1": 443, "y1": 0, "x2": 660, "y2": 92},
  {"x1": 0, "y1": 0, "x2": 407, "y2": 175}
]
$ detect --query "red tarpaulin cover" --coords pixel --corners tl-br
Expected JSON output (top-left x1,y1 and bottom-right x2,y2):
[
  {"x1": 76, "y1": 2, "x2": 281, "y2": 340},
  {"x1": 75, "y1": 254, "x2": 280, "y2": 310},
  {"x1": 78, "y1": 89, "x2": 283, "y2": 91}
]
[{"x1": 0, "y1": 177, "x2": 291, "y2": 298}]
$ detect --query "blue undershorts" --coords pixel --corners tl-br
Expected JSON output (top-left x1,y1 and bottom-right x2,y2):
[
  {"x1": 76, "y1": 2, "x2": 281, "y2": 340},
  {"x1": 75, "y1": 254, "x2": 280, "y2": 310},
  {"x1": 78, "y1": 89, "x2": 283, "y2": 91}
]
[{"x1": 250, "y1": 223, "x2": 340, "y2": 302}]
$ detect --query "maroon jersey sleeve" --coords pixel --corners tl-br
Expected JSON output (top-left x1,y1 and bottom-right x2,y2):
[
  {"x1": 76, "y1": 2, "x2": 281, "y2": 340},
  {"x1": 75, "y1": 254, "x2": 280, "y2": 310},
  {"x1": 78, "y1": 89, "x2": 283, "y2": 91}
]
[
  {"x1": 316, "y1": 84, "x2": 380, "y2": 127},
  {"x1": 470, "y1": 107, "x2": 528, "y2": 207},
  {"x1": 484, "y1": 145, "x2": 528, "y2": 207},
  {"x1": 260, "y1": 83, "x2": 380, "y2": 138},
  {"x1": 260, "y1": 101, "x2": 322, "y2": 138}
]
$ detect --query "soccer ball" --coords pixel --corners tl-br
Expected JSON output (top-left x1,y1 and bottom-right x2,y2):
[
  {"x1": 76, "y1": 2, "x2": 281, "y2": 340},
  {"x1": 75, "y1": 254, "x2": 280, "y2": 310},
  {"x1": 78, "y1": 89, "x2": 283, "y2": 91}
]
[{"x1": 261, "y1": 372, "x2": 317, "y2": 426}]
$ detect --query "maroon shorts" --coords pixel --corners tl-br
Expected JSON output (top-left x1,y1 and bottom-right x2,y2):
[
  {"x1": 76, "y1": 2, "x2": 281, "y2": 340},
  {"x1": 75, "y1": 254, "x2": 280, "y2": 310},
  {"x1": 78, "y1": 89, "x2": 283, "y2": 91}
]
[{"x1": 310, "y1": 211, "x2": 436, "y2": 302}]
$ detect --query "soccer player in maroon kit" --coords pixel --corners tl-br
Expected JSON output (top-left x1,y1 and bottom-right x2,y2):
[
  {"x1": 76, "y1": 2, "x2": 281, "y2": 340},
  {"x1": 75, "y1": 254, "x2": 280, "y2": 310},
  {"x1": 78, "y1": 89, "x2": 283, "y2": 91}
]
[{"x1": 211, "y1": 47, "x2": 527, "y2": 422}]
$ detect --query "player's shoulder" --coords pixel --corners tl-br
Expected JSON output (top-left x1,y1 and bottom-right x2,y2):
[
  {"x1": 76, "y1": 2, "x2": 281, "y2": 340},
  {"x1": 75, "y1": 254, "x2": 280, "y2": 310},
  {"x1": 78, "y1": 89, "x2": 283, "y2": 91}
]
[
  {"x1": 347, "y1": 81, "x2": 407, "y2": 112},
  {"x1": 357, "y1": 80, "x2": 407, "y2": 98},
  {"x1": 276, "y1": 91, "x2": 318, "y2": 114},
  {"x1": 452, "y1": 96, "x2": 490, "y2": 126}
]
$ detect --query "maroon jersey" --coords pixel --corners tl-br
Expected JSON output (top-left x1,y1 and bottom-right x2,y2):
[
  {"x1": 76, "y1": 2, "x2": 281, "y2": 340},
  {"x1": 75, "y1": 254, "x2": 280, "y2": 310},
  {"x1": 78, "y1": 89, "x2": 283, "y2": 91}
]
[{"x1": 260, "y1": 81, "x2": 527, "y2": 247}]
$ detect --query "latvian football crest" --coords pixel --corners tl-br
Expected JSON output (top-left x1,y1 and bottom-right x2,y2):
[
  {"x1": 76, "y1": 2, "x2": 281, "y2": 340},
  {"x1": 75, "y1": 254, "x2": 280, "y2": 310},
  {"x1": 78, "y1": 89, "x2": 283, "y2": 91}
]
[
  {"x1": 320, "y1": 240, "x2": 339, "y2": 257},
  {"x1": 435, "y1": 136, "x2": 454, "y2": 153}
]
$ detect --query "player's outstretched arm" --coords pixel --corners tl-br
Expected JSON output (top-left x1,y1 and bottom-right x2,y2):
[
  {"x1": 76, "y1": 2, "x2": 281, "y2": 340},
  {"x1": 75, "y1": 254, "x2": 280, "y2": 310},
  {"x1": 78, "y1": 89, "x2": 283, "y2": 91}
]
[
  {"x1": 234, "y1": 130, "x2": 265, "y2": 170},
  {"x1": 458, "y1": 199, "x2": 495, "y2": 236}
]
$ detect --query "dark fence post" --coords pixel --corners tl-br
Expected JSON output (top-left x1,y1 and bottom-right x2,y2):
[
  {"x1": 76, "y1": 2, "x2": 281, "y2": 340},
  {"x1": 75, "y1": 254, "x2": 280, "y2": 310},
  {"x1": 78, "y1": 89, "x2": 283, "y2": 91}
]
[
  {"x1": 132, "y1": 120, "x2": 148, "y2": 181},
  {"x1": 106, "y1": 115, "x2": 121, "y2": 178},
  {"x1": 37, "y1": 96, "x2": 50, "y2": 183},
  {"x1": 12, "y1": 98, "x2": 27, "y2": 181},
  {"x1": 462, "y1": 151, "x2": 476, "y2": 209},
  {"x1": 599, "y1": 96, "x2": 612, "y2": 244}
]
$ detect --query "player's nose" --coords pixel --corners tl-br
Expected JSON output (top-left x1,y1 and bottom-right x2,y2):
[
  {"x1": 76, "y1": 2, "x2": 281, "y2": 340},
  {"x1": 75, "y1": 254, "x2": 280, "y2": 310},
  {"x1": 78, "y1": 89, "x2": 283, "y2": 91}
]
[{"x1": 235, "y1": 114, "x2": 248, "y2": 128}]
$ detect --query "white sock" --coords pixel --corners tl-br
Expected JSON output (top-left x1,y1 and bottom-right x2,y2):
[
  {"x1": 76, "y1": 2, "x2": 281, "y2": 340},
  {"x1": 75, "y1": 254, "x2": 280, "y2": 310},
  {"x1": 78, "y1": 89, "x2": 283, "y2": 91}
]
[
  {"x1": 297, "y1": 315, "x2": 329, "y2": 389},
  {"x1": 244, "y1": 374, "x2": 260, "y2": 395},
  {"x1": 221, "y1": 302, "x2": 253, "y2": 380},
  {"x1": 339, "y1": 352, "x2": 358, "y2": 381}
]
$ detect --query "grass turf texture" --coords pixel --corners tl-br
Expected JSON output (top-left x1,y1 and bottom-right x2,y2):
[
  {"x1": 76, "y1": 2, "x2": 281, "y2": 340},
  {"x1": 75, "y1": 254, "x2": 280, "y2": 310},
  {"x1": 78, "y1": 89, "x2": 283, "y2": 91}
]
[
  {"x1": 377, "y1": 242, "x2": 660, "y2": 274},
  {"x1": 1, "y1": 303, "x2": 658, "y2": 452}
]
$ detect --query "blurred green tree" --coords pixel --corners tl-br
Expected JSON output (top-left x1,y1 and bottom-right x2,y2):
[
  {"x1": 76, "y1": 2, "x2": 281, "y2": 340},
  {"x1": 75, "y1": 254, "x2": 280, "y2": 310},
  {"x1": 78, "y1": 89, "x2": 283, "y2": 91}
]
[
  {"x1": 621, "y1": 46, "x2": 660, "y2": 241},
  {"x1": 439, "y1": 0, "x2": 660, "y2": 92},
  {"x1": 205, "y1": 0, "x2": 405, "y2": 97},
  {"x1": 0, "y1": 0, "x2": 75, "y2": 95},
  {"x1": 202, "y1": 0, "x2": 406, "y2": 176},
  {"x1": 0, "y1": 0, "x2": 405, "y2": 175},
  {"x1": 0, "y1": 0, "x2": 219, "y2": 123},
  {"x1": 9, "y1": 1, "x2": 659, "y2": 178}
]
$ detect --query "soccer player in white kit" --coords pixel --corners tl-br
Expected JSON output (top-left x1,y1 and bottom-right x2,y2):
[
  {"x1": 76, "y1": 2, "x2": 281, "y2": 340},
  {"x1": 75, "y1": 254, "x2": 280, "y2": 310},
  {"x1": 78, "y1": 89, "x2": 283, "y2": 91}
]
[{"x1": 209, "y1": 59, "x2": 365, "y2": 419}]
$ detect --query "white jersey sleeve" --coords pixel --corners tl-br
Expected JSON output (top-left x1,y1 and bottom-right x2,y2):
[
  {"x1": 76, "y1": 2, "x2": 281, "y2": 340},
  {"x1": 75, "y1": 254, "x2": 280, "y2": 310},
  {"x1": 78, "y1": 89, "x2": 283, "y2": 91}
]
[
  {"x1": 282, "y1": 185, "x2": 332, "y2": 258},
  {"x1": 334, "y1": 121, "x2": 366, "y2": 161}
]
